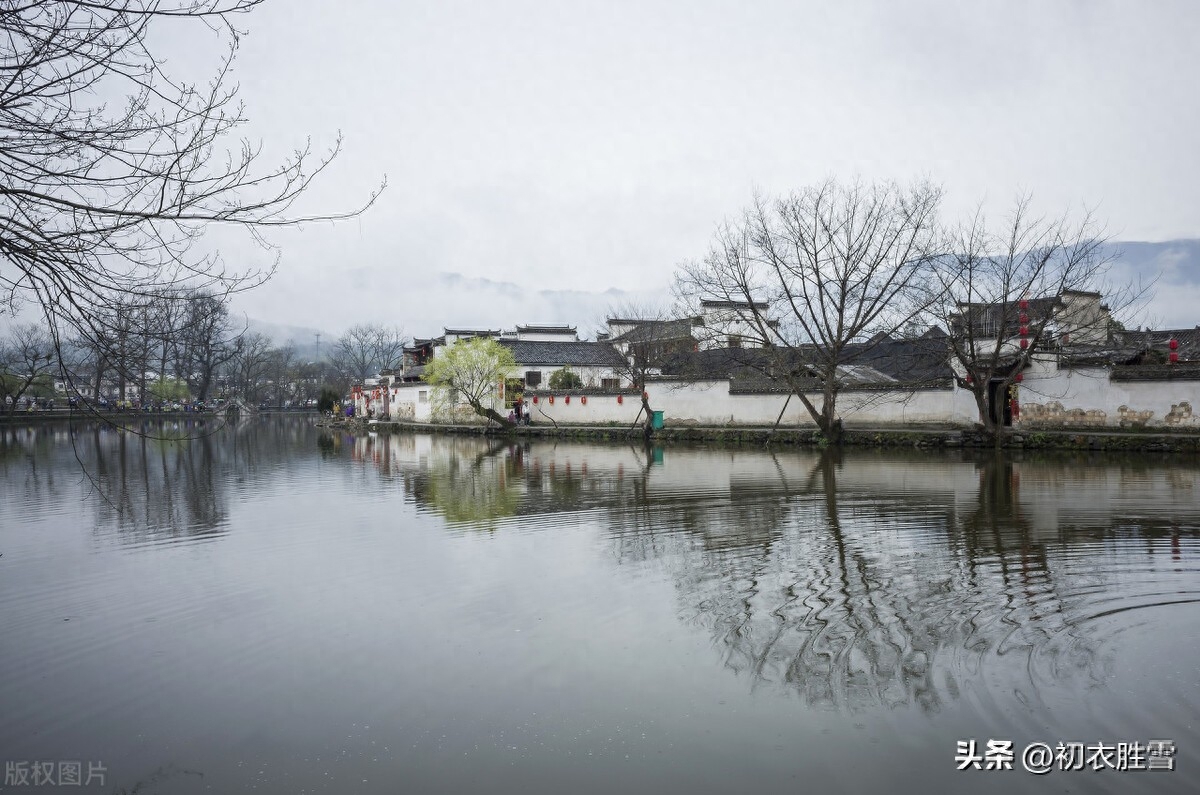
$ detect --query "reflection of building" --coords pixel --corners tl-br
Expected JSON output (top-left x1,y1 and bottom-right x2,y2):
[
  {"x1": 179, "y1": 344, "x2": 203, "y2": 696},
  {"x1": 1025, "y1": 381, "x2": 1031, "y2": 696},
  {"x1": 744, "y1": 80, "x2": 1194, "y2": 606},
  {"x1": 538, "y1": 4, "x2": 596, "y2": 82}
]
[{"x1": 350, "y1": 433, "x2": 1199, "y2": 714}]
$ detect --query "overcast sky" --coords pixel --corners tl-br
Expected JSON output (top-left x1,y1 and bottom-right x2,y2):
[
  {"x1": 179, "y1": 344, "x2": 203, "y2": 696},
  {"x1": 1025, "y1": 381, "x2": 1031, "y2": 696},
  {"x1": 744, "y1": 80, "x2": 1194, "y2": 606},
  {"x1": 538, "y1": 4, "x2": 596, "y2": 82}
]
[{"x1": 190, "y1": 0, "x2": 1200, "y2": 338}]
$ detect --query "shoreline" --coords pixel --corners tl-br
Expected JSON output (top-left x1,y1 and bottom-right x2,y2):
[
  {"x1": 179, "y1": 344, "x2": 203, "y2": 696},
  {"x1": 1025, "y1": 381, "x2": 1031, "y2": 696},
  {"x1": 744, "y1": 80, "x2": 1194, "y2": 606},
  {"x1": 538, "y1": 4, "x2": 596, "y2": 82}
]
[{"x1": 319, "y1": 417, "x2": 1200, "y2": 454}]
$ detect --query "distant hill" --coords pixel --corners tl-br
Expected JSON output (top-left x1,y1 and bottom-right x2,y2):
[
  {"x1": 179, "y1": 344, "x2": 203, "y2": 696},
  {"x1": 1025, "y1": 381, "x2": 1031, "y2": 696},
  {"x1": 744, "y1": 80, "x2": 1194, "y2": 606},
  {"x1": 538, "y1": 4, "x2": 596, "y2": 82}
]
[
  {"x1": 1105, "y1": 240, "x2": 1200, "y2": 329},
  {"x1": 228, "y1": 240, "x2": 1199, "y2": 344},
  {"x1": 242, "y1": 318, "x2": 332, "y2": 361}
]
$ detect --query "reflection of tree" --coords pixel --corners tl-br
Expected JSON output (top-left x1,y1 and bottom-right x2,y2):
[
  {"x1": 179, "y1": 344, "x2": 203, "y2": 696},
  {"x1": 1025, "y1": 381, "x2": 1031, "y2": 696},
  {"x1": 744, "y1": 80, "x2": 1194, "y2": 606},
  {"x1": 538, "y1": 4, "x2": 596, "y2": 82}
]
[
  {"x1": 357, "y1": 433, "x2": 1200, "y2": 715},
  {"x1": 404, "y1": 439, "x2": 520, "y2": 527},
  {"x1": 0, "y1": 416, "x2": 321, "y2": 545},
  {"x1": 609, "y1": 450, "x2": 1122, "y2": 715}
]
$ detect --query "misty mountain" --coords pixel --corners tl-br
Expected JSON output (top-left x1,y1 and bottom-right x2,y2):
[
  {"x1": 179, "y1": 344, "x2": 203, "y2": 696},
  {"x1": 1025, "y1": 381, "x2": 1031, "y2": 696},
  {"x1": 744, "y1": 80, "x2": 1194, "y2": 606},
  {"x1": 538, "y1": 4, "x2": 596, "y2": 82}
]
[
  {"x1": 1105, "y1": 239, "x2": 1200, "y2": 329},
  {"x1": 242, "y1": 318, "x2": 332, "y2": 360}
]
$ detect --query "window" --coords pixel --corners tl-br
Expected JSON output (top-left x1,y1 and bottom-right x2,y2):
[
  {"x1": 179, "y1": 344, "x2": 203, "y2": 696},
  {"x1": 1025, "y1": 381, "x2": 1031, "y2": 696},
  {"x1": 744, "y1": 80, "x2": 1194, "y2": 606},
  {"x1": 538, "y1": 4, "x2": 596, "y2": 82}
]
[
  {"x1": 418, "y1": 390, "x2": 428, "y2": 403},
  {"x1": 728, "y1": 334, "x2": 743, "y2": 348},
  {"x1": 525, "y1": 371, "x2": 542, "y2": 387},
  {"x1": 601, "y1": 378, "x2": 620, "y2": 390}
]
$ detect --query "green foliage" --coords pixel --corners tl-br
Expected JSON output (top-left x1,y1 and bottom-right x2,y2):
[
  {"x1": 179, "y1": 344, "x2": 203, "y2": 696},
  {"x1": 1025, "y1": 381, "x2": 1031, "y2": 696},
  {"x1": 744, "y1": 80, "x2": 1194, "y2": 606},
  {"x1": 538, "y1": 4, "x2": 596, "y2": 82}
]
[
  {"x1": 148, "y1": 377, "x2": 190, "y2": 402},
  {"x1": 548, "y1": 367, "x2": 583, "y2": 390},
  {"x1": 422, "y1": 337, "x2": 516, "y2": 411},
  {"x1": 317, "y1": 387, "x2": 340, "y2": 413}
]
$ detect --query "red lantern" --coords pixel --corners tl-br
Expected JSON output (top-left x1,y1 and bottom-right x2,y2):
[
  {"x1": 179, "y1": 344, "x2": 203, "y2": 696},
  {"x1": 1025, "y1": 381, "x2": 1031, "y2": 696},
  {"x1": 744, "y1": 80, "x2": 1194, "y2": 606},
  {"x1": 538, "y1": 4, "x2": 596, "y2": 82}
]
[
  {"x1": 580, "y1": 396, "x2": 587, "y2": 405},
  {"x1": 617, "y1": 394, "x2": 623, "y2": 405},
  {"x1": 1019, "y1": 313, "x2": 1029, "y2": 324},
  {"x1": 643, "y1": 391, "x2": 649, "y2": 401},
  {"x1": 1019, "y1": 299, "x2": 1029, "y2": 310},
  {"x1": 532, "y1": 396, "x2": 538, "y2": 404},
  {"x1": 564, "y1": 395, "x2": 570, "y2": 404},
  {"x1": 548, "y1": 395, "x2": 554, "y2": 405},
  {"x1": 964, "y1": 375, "x2": 973, "y2": 385},
  {"x1": 1020, "y1": 339, "x2": 1028, "y2": 350},
  {"x1": 1169, "y1": 338, "x2": 1179, "y2": 350},
  {"x1": 1015, "y1": 372, "x2": 1024, "y2": 383},
  {"x1": 1169, "y1": 352, "x2": 1180, "y2": 364},
  {"x1": 1019, "y1": 326, "x2": 1029, "y2": 337}
]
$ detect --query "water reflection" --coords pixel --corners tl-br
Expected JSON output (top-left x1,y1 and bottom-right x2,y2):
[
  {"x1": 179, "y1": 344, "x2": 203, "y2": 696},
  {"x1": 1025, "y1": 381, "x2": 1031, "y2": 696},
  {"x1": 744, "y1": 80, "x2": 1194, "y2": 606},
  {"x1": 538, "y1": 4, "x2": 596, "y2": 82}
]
[
  {"x1": 0, "y1": 417, "x2": 318, "y2": 545},
  {"x1": 353, "y1": 433, "x2": 1200, "y2": 715},
  {"x1": 4, "y1": 422, "x2": 1199, "y2": 794}
]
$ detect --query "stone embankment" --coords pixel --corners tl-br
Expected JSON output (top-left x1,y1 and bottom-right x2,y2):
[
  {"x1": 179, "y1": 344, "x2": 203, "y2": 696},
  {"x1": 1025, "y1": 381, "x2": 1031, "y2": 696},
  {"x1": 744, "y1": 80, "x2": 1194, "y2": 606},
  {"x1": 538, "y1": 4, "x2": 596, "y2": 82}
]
[{"x1": 316, "y1": 417, "x2": 1200, "y2": 453}]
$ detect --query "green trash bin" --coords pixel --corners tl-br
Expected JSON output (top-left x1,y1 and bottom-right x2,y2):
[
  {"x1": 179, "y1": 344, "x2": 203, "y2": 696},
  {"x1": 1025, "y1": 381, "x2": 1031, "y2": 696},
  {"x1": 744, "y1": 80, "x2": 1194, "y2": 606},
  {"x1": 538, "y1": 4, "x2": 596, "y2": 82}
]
[{"x1": 651, "y1": 410, "x2": 665, "y2": 430}]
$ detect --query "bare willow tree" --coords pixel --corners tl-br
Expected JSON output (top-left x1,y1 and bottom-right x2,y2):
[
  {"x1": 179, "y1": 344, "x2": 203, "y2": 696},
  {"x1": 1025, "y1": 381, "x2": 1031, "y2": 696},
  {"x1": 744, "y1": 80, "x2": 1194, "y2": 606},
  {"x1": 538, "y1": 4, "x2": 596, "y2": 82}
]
[
  {"x1": 676, "y1": 178, "x2": 943, "y2": 444},
  {"x1": 928, "y1": 197, "x2": 1140, "y2": 434},
  {"x1": 0, "y1": 1, "x2": 382, "y2": 395}
]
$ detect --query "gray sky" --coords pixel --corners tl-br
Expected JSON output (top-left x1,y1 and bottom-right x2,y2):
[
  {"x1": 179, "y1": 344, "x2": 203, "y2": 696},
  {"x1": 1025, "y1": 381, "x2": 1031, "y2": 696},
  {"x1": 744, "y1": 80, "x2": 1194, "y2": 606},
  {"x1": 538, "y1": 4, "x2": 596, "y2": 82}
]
[{"x1": 197, "y1": 0, "x2": 1200, "y2": 338}]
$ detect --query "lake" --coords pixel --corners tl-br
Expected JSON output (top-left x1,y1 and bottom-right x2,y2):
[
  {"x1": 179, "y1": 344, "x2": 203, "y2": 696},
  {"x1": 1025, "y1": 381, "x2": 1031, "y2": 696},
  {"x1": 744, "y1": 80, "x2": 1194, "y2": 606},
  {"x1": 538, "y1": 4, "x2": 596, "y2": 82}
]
[{"x1": 1, "y1": 417, "x2": 1197, "y2": 794}]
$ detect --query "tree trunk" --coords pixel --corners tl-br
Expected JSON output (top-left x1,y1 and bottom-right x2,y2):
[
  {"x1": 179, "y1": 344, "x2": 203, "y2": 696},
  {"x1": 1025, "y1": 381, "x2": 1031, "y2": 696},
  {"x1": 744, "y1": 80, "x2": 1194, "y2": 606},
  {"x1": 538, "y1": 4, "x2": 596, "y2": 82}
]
[
  {"x1": 820, "y1": 382, "x2": 842, "y2": 446},
  {"x1": 469, "y1": 399, "x2": 515, "y2": 430}
]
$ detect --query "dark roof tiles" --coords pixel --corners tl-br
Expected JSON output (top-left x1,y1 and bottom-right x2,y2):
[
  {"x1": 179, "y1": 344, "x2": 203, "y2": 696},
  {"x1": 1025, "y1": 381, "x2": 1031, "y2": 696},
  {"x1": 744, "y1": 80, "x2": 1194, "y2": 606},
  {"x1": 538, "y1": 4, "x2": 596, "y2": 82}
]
[{"x1": 499, "y1": 340, "x2": 627, "y2": 367}]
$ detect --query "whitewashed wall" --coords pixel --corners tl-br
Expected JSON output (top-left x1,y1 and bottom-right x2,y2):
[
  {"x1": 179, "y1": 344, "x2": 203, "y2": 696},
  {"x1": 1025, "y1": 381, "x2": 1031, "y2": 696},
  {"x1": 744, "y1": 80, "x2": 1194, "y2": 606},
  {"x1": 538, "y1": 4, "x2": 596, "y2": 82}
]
[
  {"x1": 525, "y1": 380, "x2": 978, "y2": 427},
  {"x1": 1018, "y1": 363, "x2": 1199, "y2": 427},
  {"x1": 514, "y1": 365, "x2": 622, "y2": 390},
  {"x1": 369, "y1": 358, "x2": 1200, "y2": 429}
]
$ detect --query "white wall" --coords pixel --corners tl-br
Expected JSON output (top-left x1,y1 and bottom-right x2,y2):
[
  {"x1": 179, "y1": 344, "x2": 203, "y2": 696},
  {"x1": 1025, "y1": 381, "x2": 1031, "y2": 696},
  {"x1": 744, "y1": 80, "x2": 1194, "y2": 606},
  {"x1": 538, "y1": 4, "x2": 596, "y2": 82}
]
[
  {"x1": 369, "y1": 357, "x2": 1200, "y2": 429},
  {"x1": 1018, "y1": 363, "x2": 1199, "y2": 427},
  {"x1": 525, "y1": 379, "x2": 979, "y2": 427},
  {"x1": 515, "y1": 365, "x2": 623, "y2": 390}
]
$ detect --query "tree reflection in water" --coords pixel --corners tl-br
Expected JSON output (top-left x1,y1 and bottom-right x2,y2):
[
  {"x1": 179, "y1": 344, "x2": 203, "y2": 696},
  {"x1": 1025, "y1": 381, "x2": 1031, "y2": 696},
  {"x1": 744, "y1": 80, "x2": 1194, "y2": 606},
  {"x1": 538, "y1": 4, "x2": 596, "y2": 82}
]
[
  {"x1": 1, "y1": 417, "x2": 315, "y2": 545},
  {"x1": 378, "y1": 435, "x2": 1200, "y2": 716}
]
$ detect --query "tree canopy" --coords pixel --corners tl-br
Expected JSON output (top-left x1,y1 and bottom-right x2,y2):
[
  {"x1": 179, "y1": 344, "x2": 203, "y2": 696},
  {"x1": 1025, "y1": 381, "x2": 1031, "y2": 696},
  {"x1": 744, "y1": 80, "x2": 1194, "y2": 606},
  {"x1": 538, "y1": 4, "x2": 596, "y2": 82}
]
[
  {"x1": 676, "y1": 178, "x2": 942, "y2": 443},
  {"x1": 421, "y1": 337, "x2": 516, "y2": 427}
]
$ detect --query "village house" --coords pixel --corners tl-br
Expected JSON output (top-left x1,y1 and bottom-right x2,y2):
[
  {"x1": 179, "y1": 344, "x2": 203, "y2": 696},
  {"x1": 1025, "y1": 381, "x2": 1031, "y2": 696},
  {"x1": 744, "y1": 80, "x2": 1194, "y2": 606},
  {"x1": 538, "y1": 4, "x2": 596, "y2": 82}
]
[
  {"x1": 349, "y1": 290, "x2": 1197, "y2": 431},
  {"x1": 357, "y1": 323, "x2": 628, "y2": 421}
]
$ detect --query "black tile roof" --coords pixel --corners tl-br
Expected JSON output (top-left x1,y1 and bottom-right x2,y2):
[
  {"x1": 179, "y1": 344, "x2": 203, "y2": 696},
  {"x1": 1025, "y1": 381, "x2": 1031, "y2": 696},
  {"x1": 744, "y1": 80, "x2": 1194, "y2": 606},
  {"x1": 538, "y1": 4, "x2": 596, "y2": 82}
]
[
  {"x1": 499, "y1": 340, "x2": 627, "y2": 368},
  {"x1": 662, "y1": 337, "x2": 953, "y2": 386}
]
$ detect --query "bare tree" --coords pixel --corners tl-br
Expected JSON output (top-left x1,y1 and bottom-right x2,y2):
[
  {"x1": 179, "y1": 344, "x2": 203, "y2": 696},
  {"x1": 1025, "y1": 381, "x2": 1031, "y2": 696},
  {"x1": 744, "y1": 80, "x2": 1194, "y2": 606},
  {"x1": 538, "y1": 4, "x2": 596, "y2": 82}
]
[
  {"x1": 1, "y1": 324, "x2": 59, "y2": 412},
  {"x1": 266, "y1": 342, "x2": 298, "y2": 408},
  {"x1": 0, "y1": 1, "x2": 382, "y2": 388},
  {"x1": 928, "y1": 197, "x2": 1142, "y2": 435},
  {"x1": 227, "y1": 332, "x2": 274, "y2": 403},
  {"x1": 676, "y1": 178, "x2": 943, "y2": 444},
  {"x1": 332, "y1": 323, "x2": 408, "y2": 387},
  {"x1": 602, "y1": 302, "x2": 698, "y2": 440},
  {"x1": 178, "y1": 291, "x2": 241, "y2": 400}
]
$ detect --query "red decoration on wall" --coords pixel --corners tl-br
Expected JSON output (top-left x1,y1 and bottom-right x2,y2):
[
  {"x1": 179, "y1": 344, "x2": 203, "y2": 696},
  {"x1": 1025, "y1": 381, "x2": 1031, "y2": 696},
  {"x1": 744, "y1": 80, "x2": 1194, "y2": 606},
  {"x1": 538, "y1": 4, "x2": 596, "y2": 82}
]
[
  {"x1": 1019, "y1": 326, "x2": 1029, "y2": 337},
  {"x1": 564, "y1": 395, "x2": 570, "y2": 404},
  {"x1": 1015, "y1": 372, "x2": 1024, "y2": 383},
  {"x1": 1020, "y1": 339, "x2": 1028, "y2": 350},
  {"x1": 1169, "y1": 338, "x2": 1179, "y2": 350},
  {"x1": 1019, "y1": 313, "x2": 1029, "y2": 324},
  {"x1": 580, "y1": 396, "x2": 587, "y2": 405},
  {"x1": 1169, "y1": 352, "x2": 1180, "y2": 364},
  {"x1": 532, "y1": 396, "x2": 538, "y2": 404},
  {"x1": 617, "y1": 394, "x2": 623, "y2": 404},
  {"x1": 548, "y1": 395, "x2": 554, "y2": 404},
  {"x1": 1019, "y1": 299, "x2": 1029, "y2": 310}
]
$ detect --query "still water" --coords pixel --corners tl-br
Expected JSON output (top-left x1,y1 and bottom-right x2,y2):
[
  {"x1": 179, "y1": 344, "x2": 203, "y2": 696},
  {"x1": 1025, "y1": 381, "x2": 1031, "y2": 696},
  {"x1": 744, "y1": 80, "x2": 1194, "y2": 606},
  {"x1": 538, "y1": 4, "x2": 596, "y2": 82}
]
[{"x1": 1, "y1": 417, "x2": 1197, "y2": 794}]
